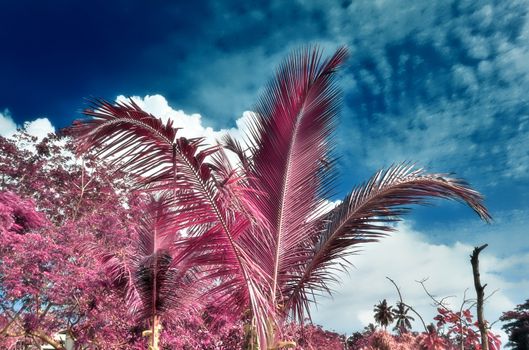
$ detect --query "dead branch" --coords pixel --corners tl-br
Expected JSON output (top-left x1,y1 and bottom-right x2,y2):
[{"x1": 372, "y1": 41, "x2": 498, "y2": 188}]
[{"x1": 471, "y1": 243, "x2": 489, "y2": 350}]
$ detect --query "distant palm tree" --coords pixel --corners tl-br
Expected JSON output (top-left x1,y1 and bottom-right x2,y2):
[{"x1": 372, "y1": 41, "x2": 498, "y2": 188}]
[
  {"x1": 363, "y1": 323, "x2": 377, "y2": 334},
  {"x1": 393, "y1": 302, "x2": 414, "y2": 334},
  {"x1": 374, "y1": 299, "x2": 394, "y2": 330},
  {"x1": 73, "y1": 46, "x2": 491, "y2": 350}
]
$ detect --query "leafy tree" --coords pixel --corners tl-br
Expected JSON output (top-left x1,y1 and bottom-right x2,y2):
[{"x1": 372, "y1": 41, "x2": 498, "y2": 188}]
[
  {"x1": 433, "y1": 307, "x2": 501, "y2": 350},
  {"x1": 364, "y1": 323, "x2": 378, "y2": 334},
  {"x1": 0, "y1": 133, "x2": 139, "y2": 349},
  {"x1": 501, "y1": 299, "x2": 529, "y2": 349},
  {"x1": 346, "y1": 331, "x2": 368, "y2": 349},
  {"x1": 72, "y1": 46, "x2": 491, "y2": 349},
  {"x1": 281, "y1": 322, "x2": 343, "y2": 349},
  {"x1": 0, "y1": 132, "x2": 244, "y2": 349}
]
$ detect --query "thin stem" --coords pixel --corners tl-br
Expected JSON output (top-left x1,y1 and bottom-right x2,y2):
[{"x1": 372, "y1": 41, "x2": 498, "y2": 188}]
[{"x1": 386, "y1": 277, "x2": 427, "y2": 332}]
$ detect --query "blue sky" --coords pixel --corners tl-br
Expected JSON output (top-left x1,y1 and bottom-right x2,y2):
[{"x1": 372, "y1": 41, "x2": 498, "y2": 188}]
[{"x1": 1, "y1": 0, "x2": 528, "y2": 343}]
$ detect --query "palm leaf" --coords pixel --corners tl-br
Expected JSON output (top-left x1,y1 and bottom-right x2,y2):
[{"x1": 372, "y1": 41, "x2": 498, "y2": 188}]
[
  {"x1": 248, "y1": 46, "x2": 348, "y2": 305},
  {"x1": 285, "y1": 163, "x2": 491, "y2": 320}
]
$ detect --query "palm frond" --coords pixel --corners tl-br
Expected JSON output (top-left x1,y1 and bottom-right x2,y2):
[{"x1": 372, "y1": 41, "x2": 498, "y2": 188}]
[
  {"x1": 98, "y1": 248, "x2": 141, "y2": 309},
  {"x1": 248, "y1": 46, "x2": 348, "y2": 303},
  {"x1": 219, "y1": 133, "x2": 253, "y2": 173},
  {"x1": 72, "y1": 98, "x2": 179, "y2": 187},
  {"x1": 285, "y1": 163, "x2": 491, "y2": 320}
]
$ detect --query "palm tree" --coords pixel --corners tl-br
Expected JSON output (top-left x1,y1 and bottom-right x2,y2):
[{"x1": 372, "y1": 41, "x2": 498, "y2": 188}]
[
  {"x1": 393, "y1": 302, "x2": 414, "y2": 334},
  {"x1": 374, "y1": 299, "x2": 394, "y2": 330},
  {"x1": 364, "y1": 323, "x2": 377, "y2": 334},
  {"x1": 96, "y1": 195, "x2": 200, "y2": 350},
  {"x1": 72, "y1": 46, "x2": 491, "y2": 350}
]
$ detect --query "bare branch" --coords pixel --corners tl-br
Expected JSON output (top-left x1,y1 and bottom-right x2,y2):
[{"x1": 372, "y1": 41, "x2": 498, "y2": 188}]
[{"x1": 416, "y1": 278, "x2": 453, "y2": 311}]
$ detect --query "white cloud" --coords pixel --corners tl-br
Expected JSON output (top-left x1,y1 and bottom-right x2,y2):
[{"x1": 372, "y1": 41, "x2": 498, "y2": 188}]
[
  {"x1": 115, "y1": 94, "x2": 256, "y2": 168},
  {"x1": 116, "y1": 94, "x2": 254, "y2": 146},
  {"x1": 0, "y1": 109, "x2": 17, "y2": 137},
  {"x1": 310, "y1": 221, "x2": 525, "y2": 345},
  {"x1": 0, "y1": 109, "x2": 55, "y2": 140},
  {"x1": 24, "y1": 118, "x2": 55, "y2": 140}
]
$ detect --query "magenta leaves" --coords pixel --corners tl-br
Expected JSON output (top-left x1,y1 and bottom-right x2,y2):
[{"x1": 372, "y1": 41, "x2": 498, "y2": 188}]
[{"x1": 434, "y1": 307, "x2": 501, "y2": 350}]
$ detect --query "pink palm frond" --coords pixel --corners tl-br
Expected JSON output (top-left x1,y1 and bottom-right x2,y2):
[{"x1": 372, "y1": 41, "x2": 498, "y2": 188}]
[
  {"x1": 248, "y1": 46, "x2": 348, "y2": 304},
  {"x1": 73, "y1": 99, "x2": 179, "y2": 187},
  {"x1": 284, "y1": 163, "x2": 491, "y2": 321}
]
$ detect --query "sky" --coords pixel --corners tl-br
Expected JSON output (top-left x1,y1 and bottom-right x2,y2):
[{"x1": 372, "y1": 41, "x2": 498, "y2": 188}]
[{"x1": 1, "y1": 0, "x2": 529, "y2": 345}]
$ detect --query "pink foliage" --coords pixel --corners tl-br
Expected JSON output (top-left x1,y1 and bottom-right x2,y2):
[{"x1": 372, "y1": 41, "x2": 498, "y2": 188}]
[
  {"x1": 433, "y1": 307, "x2": 501, "y2": 350},
  {"x1": 0, "y1": 132, "x2": 278, "y2": 349},
  {"x1": 0, "y1": 191, "x2": 46, "y2": 234},
  {"x1": 280, "y1": 322, "x2": 344, "y2": 349},
  {"x1": 350, "y1": 305, "x2": 503, "y2": 350},
  {"x1": 0, "y1": 133, "x2": 140, "y2": 348}
]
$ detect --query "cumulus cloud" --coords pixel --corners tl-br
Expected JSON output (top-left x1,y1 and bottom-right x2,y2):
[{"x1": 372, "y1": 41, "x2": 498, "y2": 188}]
[
  {"x1": 24, "y1": 118, "x2": 55, "y2": 140},
  {"x1": 0, "y1": 109, "x2": 17, "y2": 137},
  {"x1": 310, "y1": 221, "x2": 525, "y2": 343},
  {"x1": 0, "y1": 109, "x2": 54, "y2": 140},
  {"x1": 116, "y1": 94, "x2": 254, "y2": 145}
]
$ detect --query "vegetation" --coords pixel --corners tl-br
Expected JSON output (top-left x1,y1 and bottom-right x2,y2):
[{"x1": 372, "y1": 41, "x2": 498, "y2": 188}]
[
  {"x1": 0, "y1": 47, "x2": 509, "y2": 350},
  {"x1": 373, "y1": 300, "x2": 394, "y2": 330},
  {"x1": 501, "y1": 299, "x2": 529, "y2": 349},
  {"x1": 393, "y1": 302, "x2": 414, "y2": 334}
]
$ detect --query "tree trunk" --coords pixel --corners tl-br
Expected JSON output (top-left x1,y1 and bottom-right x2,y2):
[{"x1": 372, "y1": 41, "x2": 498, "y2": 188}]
[
  {"x1": 243, "y1": 317, "x2": 258, "y2": 350},
  {"x1": 143, "y1": 315, "x2": 161, "y2": 350},
  {"x1": 471, "y1": 244, "x2": 489, "y2": 350},
  {"x1": 151, "y1": 315, "x2": 160, "y2": 350}
]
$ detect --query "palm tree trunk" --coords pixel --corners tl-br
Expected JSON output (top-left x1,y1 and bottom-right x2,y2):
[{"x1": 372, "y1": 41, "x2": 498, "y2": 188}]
[
  {"x1": 149, "y1": 315, "x2": 160, "y2": 350},
  {"x1": 264, "y1": 318, "x2": 296, "y2": 349},
  {"x1": 242, "y1": 317, "x2": 258, "y2": 350}
]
